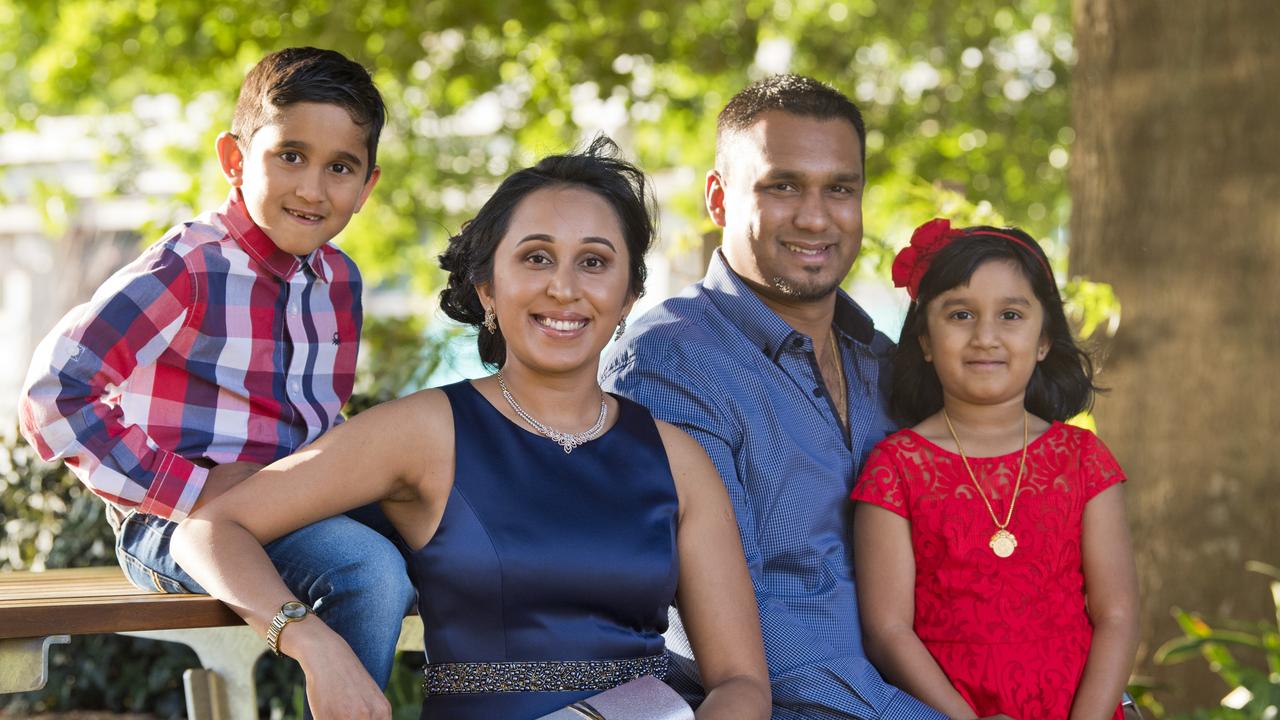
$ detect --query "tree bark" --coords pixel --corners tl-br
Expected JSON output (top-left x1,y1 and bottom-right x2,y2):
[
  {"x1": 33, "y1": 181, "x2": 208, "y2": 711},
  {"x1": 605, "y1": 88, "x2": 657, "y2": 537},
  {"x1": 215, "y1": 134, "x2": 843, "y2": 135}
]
[{"x1": 1071, "y1": 0, "x2": 1280, "y2": 710}]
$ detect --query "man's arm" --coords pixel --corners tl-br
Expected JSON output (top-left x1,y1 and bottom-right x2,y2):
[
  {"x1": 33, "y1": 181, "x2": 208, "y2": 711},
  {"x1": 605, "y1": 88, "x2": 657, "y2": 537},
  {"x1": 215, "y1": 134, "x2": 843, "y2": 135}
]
[
  {"x1": 18, "y1": 245, "x2": 211, "y2": 521},
  {"x1": 605, "y1": 351, "x2": 947, "y2": 720}
]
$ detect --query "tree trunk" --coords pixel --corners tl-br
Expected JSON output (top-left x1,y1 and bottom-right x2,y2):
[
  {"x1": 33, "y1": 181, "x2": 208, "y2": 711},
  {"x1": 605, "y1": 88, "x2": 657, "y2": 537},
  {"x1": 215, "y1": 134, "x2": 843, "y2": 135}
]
[{"x1": 1071, "y1": 0, "x2": 1280, "y2": 711}]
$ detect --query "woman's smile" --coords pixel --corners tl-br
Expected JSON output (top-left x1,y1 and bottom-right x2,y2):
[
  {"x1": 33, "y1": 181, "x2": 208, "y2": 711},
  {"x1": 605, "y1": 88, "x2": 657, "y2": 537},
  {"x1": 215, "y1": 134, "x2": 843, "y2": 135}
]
[{"x1": 532, "y1": 313, "x2": 590, "y2": 335}]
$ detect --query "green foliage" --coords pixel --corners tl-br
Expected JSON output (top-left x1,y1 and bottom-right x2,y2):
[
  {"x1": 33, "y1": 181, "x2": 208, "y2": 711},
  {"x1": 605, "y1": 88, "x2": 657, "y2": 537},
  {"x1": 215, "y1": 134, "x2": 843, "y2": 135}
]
[
  {"x1": 1, "y1": 0, "x2": 1075, "y2": 292},
  {"x1": 1149, "y1": 562, "x2": 1280, "y2": 719},
  {"x1": 0, "y1": 425, "x2": 114, "y2": 573},
  {"x1": 348, "y1": 314, "x2": 468, "y2": 413}
]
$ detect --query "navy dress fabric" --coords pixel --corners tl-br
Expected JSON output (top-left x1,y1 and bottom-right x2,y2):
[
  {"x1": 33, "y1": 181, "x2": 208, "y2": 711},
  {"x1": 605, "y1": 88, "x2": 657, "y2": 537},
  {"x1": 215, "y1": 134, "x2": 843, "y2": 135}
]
[{"x1": 410, "y1": 380, "x2": 680, "y2": 720}]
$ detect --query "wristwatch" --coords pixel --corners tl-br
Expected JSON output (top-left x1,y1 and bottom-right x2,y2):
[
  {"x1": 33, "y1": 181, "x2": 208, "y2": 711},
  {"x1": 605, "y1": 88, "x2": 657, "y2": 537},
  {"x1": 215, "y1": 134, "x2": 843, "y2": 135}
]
[{"x1": 265, "y1": 600, "x2": 312, "y2": 656}]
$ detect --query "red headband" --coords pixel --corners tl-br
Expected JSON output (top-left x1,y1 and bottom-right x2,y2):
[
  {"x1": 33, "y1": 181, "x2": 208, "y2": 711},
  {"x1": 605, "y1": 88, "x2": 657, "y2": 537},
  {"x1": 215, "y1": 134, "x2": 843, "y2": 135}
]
[{"x1": 891, "y1": 218, "x2": 1053, "y2": 300}]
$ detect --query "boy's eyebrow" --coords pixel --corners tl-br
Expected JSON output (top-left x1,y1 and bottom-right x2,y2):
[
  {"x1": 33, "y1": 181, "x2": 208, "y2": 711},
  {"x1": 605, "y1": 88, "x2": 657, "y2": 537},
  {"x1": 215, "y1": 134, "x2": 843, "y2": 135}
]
[
  {"x1": 515, "y1": 234, "x2": 618, "y2": 251},
  {"x1": 278, "y1": 140, "x2": 365, "y2": 169}
]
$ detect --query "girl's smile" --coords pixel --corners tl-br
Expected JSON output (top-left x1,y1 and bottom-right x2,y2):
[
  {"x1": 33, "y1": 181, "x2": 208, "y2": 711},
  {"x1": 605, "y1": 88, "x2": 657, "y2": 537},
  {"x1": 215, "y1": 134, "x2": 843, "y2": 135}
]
[{"x1": 920, "y1": 259, "x2": 1050, "y2": 410}]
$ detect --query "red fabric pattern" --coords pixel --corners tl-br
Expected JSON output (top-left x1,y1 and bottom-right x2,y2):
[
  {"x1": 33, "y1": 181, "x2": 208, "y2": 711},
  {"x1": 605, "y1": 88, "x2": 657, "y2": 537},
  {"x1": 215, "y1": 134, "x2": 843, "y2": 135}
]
[{"x1": 851, "y1": 422, "x2": 1125, "y2": 718}]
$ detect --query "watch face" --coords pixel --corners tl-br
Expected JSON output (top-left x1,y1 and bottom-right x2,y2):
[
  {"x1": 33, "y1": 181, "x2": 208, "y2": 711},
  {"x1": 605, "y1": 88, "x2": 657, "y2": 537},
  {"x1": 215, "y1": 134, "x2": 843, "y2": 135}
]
[{"x1": 282, "y1": 601, "x2": 309, "y2": 619}]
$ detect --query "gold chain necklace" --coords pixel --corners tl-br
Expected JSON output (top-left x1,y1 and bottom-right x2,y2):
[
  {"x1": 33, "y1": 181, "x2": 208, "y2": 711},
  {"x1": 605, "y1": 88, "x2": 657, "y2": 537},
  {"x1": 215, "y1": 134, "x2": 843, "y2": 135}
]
[
  {"x1": 942, "y1": 409, "x2": 1028, "y2": 558},
  {"x1": 828, "y1": 330, "x2": 846, "y2": 425}
]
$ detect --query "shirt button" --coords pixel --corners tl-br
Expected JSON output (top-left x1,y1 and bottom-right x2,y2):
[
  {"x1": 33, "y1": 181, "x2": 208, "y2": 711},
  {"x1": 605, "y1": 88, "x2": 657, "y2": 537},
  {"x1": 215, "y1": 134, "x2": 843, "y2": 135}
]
[
  {"x1": 791, "y1": 337, "x2": 804, "y2": 349},
  {"x1": 289, "y1": 304, "x2": 300, "y2": 316},
  {"x1": 813, "y1": 386, "x2": 825, "y2": 397}
]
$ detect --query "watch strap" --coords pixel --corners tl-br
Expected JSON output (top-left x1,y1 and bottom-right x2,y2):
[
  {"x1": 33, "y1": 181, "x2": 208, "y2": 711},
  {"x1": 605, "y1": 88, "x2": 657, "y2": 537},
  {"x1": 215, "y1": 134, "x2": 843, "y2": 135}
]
[{"x1": 266, "y1": 601, "x2": 311, "y2": 656}]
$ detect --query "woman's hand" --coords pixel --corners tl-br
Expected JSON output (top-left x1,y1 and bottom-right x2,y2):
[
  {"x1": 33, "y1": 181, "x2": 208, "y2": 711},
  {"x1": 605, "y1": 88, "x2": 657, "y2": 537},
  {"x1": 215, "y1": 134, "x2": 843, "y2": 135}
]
[{"x1": 288, "y1": 618, "x2": 392, "y2": 720}]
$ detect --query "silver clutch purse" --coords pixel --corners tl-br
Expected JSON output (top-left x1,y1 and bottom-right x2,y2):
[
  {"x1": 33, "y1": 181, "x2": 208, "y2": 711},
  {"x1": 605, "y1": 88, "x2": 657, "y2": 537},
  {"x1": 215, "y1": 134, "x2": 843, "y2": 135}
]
[{"x1": 535, "y1": 675, "x2": 694, "y2": 720}]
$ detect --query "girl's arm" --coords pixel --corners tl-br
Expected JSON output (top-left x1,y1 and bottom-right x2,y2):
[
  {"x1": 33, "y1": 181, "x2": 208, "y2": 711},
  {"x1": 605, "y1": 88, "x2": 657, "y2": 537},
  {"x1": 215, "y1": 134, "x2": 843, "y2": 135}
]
[
  {"x1": 1069, "y1": 483, "x2": 1140, "y2": 720},
  {"x1": 172, "y1": 389, "x2": 453, "y2": 720},
  {"x1": 657, "y1": 422, "x2": 771, "y2": 720},
  {"x1": 852, "y1": 502, "x2": 979, "y2": 720}
]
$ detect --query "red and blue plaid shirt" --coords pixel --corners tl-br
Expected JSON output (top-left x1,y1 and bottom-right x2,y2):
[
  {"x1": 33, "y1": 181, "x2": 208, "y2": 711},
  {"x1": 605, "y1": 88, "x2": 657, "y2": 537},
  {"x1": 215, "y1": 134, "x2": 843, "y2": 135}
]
[{"x1": 19, "y1": 190, "x2": 362, "y2": 522}]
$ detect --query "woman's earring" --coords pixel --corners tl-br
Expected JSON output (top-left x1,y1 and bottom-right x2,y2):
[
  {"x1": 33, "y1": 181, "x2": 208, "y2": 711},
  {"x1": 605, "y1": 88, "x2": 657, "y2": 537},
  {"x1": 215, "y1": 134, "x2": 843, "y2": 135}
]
[
  {"x1": 614, "y1": 317, "x2": 627, "y2": 341},
  {"x1": 483, "y1": 307, "x2": 497, "y2": 333}
]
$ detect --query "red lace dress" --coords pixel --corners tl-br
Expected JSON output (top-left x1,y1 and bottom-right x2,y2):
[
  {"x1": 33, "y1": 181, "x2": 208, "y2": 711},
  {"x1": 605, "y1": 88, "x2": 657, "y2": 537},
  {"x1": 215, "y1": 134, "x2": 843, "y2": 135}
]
[{"x1": 851, "y1": 422, "x2": 1125, "y2": 719}]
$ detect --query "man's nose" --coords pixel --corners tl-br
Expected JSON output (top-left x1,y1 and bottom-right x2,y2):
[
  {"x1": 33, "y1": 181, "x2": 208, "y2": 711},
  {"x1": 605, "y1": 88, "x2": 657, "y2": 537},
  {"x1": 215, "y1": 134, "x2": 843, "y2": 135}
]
[{"x1": 793, "y1": 189, "x2": 830, "y2": 233}]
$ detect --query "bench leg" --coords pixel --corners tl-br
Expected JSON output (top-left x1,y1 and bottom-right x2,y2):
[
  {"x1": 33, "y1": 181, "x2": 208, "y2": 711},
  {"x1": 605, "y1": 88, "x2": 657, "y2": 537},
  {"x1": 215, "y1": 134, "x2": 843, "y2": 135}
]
[
  {"x1": 121, "y1": 627, "x2": 263, "y2": 720},
  {"x1": 0, "y1": 635, "x2": 70, "y2": 693},
  {"x1": 183, "y1": 667, "x2": 227, "y2": 720}
]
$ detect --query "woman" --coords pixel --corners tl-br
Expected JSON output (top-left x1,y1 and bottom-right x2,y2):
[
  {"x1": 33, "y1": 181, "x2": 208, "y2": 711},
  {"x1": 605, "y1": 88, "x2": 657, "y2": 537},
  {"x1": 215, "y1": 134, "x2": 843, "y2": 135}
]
[{"x1": 171, "y1": 137, "x2": 770, "y2": 720}]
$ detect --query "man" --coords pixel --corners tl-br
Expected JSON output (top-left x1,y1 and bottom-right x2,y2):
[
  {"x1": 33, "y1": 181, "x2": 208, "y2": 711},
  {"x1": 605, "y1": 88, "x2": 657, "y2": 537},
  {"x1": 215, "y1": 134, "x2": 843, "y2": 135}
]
[{"x1": 602, "y1": 75, "x2": 945, "y2": 718}]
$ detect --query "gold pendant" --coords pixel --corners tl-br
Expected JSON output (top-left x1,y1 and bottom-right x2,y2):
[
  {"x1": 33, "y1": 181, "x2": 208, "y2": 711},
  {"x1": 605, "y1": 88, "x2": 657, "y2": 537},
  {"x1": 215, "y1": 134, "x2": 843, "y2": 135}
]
[{"x1": 989, "y1": 529, "x2": 1017, "y2": 558}]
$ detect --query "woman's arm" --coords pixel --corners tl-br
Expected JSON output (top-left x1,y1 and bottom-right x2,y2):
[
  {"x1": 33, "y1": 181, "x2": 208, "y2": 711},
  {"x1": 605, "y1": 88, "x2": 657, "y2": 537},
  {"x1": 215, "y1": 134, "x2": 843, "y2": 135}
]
[
  {"x1": 1069, "y1": 484, "x2": 1139, "y2": 720},
  {"x1": 852, "y1": 502, "x2": 978, "y2": 720},
  {"x1": 657, "y1": 422, "x2": 771, "y2": 720},
  {"x1": 171, "y1": 389, "x2": 453, "y2": 719}
]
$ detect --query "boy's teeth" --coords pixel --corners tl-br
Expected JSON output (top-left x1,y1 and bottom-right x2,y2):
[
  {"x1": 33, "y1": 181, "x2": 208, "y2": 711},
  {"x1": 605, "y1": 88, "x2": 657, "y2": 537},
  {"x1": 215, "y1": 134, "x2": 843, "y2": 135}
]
[{"x1": 538, "y1": 317, "x2": 586, "y2": 331}]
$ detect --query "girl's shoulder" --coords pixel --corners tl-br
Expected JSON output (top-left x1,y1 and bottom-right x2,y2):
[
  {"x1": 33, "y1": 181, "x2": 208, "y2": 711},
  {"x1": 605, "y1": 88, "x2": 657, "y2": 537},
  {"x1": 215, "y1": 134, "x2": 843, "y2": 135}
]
[
  {"x1": 1039, "y1": 420, "x2": 1109, "y2": 455},
  {"x1": 868, "y1": 427, "x2": 939, "y2": 462},
  {"x1": 877, "y1": 427, "x2": 923, "y2": 449}
]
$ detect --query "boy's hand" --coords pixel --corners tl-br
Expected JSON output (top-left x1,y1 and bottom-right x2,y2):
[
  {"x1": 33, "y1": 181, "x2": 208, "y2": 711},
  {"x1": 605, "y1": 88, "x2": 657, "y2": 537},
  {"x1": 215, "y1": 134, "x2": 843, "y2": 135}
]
[{"x1": 193, "y1": 461, "x2": 265, "y2": 512}]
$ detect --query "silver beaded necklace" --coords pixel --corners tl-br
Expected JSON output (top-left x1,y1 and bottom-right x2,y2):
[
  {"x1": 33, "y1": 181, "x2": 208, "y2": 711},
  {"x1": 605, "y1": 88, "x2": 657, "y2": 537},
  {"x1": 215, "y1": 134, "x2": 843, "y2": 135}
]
[{"x1": 496, "y1": 370, "x2": 608, "y2": 453}]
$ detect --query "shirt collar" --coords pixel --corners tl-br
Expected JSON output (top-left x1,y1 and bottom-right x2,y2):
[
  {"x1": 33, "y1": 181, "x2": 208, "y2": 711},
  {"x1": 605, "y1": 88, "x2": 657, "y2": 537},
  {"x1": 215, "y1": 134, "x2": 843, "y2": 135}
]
[
  {"x1": 217, "y1": 189, "x2": 330, "y2": 283},
  {"x1": 702, "y1": 248, "x2": 878, "y2": 360}
]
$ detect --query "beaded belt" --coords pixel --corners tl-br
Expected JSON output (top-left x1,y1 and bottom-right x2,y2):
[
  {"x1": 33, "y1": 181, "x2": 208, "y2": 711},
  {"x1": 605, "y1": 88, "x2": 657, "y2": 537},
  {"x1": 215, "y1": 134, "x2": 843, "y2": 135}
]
[{"x1": 423, "y1": 652, "x2": 669, "y2": 696}]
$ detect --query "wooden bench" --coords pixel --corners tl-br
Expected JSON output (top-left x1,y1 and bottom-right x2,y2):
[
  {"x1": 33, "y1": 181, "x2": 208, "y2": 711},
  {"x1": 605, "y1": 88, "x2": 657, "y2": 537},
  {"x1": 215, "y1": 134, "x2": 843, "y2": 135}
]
[{"x1": 0, "y1": 566, "x2": 423, "y2": 720}]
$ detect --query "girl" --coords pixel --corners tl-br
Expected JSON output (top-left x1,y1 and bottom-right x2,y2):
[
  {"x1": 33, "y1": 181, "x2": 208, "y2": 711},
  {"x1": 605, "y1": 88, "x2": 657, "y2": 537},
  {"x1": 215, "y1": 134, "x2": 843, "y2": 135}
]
[{"x1": 851, "y1": 219, "x2": 1138, "y2": 719}]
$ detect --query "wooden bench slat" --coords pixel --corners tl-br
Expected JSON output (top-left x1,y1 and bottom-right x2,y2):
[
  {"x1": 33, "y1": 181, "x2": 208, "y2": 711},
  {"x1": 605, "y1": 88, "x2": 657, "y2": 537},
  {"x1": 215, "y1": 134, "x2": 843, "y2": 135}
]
[{"x1": 0, "y1": 567, "x2": 244, "y2": 639}]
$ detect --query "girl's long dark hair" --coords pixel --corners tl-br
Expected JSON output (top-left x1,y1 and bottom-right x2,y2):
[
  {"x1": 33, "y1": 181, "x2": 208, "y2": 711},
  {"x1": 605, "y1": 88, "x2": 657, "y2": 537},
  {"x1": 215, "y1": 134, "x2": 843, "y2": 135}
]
[{"x1": 891, "y1": 226, "x2": 1100, "y2": 426}]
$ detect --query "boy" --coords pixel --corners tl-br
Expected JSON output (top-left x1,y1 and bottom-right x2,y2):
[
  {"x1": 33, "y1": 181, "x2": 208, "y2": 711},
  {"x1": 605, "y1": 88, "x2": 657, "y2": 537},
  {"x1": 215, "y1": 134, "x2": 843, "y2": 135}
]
[{"x1": 18, "y1": 47, "x2": 414, "y2": 696}]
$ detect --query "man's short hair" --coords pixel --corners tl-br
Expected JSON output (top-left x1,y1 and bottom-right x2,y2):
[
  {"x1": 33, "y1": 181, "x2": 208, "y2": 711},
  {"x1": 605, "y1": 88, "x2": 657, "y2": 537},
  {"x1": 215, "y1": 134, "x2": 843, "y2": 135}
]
[
  {"x1": 232, "y1": 47, "x2": 386, "y2": 179},
  {"x1": 716, "y1": 74, "x2": 866, "y2": 171}
]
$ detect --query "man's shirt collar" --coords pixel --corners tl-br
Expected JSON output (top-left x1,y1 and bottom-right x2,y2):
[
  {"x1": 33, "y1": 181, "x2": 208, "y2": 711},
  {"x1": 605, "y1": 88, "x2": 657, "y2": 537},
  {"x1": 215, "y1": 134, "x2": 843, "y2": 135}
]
[
  {"x1": 218, "y1": 189, "x2": 331, "y2": 283},
  {"x1": 702, "y1": 248, "x2": 877, "y2": 360}
]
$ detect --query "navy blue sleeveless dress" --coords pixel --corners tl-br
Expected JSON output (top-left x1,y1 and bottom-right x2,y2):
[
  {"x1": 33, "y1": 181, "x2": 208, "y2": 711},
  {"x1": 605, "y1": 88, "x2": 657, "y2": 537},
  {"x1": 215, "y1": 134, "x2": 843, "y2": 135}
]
[{"x1": 410, "y1": 381, "x2": 680, "y2": 719}]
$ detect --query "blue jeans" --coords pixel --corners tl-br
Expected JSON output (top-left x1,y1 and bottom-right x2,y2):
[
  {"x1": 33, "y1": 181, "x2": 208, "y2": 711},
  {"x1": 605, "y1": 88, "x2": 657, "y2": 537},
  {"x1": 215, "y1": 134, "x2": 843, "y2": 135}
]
[{"x1": 115, "y1": 503, "x2": 417, "y2": 700}]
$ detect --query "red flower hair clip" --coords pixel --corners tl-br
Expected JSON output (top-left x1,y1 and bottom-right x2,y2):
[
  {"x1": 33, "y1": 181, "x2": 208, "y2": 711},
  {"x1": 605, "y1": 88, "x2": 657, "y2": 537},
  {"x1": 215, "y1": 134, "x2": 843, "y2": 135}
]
[
  {"x1": 892, "y1": 218, "x2": 961, "y2": 300},
  {"x1": 892, "y1": 218, "x2": 1053, "y2": 300}
]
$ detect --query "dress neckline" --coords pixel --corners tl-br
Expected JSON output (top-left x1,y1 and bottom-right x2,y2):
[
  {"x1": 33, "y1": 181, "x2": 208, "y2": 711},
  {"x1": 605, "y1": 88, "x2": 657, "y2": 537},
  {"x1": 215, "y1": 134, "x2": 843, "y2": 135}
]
[
  {"x1": 461, "y1": 379, "x2": 628, "y2": 450},
  {"x1": 901, "y1": 420, "x2": 1065, "y2": 461}
]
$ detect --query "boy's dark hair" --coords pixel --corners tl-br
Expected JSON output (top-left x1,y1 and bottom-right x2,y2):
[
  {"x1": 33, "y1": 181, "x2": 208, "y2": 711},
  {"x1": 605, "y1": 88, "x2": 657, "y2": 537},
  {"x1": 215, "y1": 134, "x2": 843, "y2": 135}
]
[
  {"x1": 232, "y1": 47, "x2": 385, "y2": 179},
  {"x1": 891, "y1": 226, "x2": 1100, "y2": 425},
  {"x1": 716, "y1": 74, "x2": 867, "y2": 171},
  {"x1": 438, "y1": 135, "x2": 656, "y2": 368}
]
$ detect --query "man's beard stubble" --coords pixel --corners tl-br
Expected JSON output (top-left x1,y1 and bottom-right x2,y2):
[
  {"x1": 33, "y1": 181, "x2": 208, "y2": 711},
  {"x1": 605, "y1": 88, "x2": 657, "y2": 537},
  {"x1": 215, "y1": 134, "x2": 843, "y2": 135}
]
[{"x1": 770, "y1": 273, "x2": 842, "y2": 302}]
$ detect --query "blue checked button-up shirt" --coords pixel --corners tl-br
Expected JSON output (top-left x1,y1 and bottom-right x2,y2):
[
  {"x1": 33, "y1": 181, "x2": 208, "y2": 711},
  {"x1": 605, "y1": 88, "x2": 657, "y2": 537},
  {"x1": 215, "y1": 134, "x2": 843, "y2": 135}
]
[{"x1": 602, "y1": 250, "x2": 945, "y2": 719}]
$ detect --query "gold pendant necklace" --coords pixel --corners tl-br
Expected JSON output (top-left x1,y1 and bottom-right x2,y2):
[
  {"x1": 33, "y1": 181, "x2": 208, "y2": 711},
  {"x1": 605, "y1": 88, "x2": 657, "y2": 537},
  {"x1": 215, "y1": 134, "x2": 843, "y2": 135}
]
[{"x1": 942, "y1": 409, "x2": 1028, "y2": 558}]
